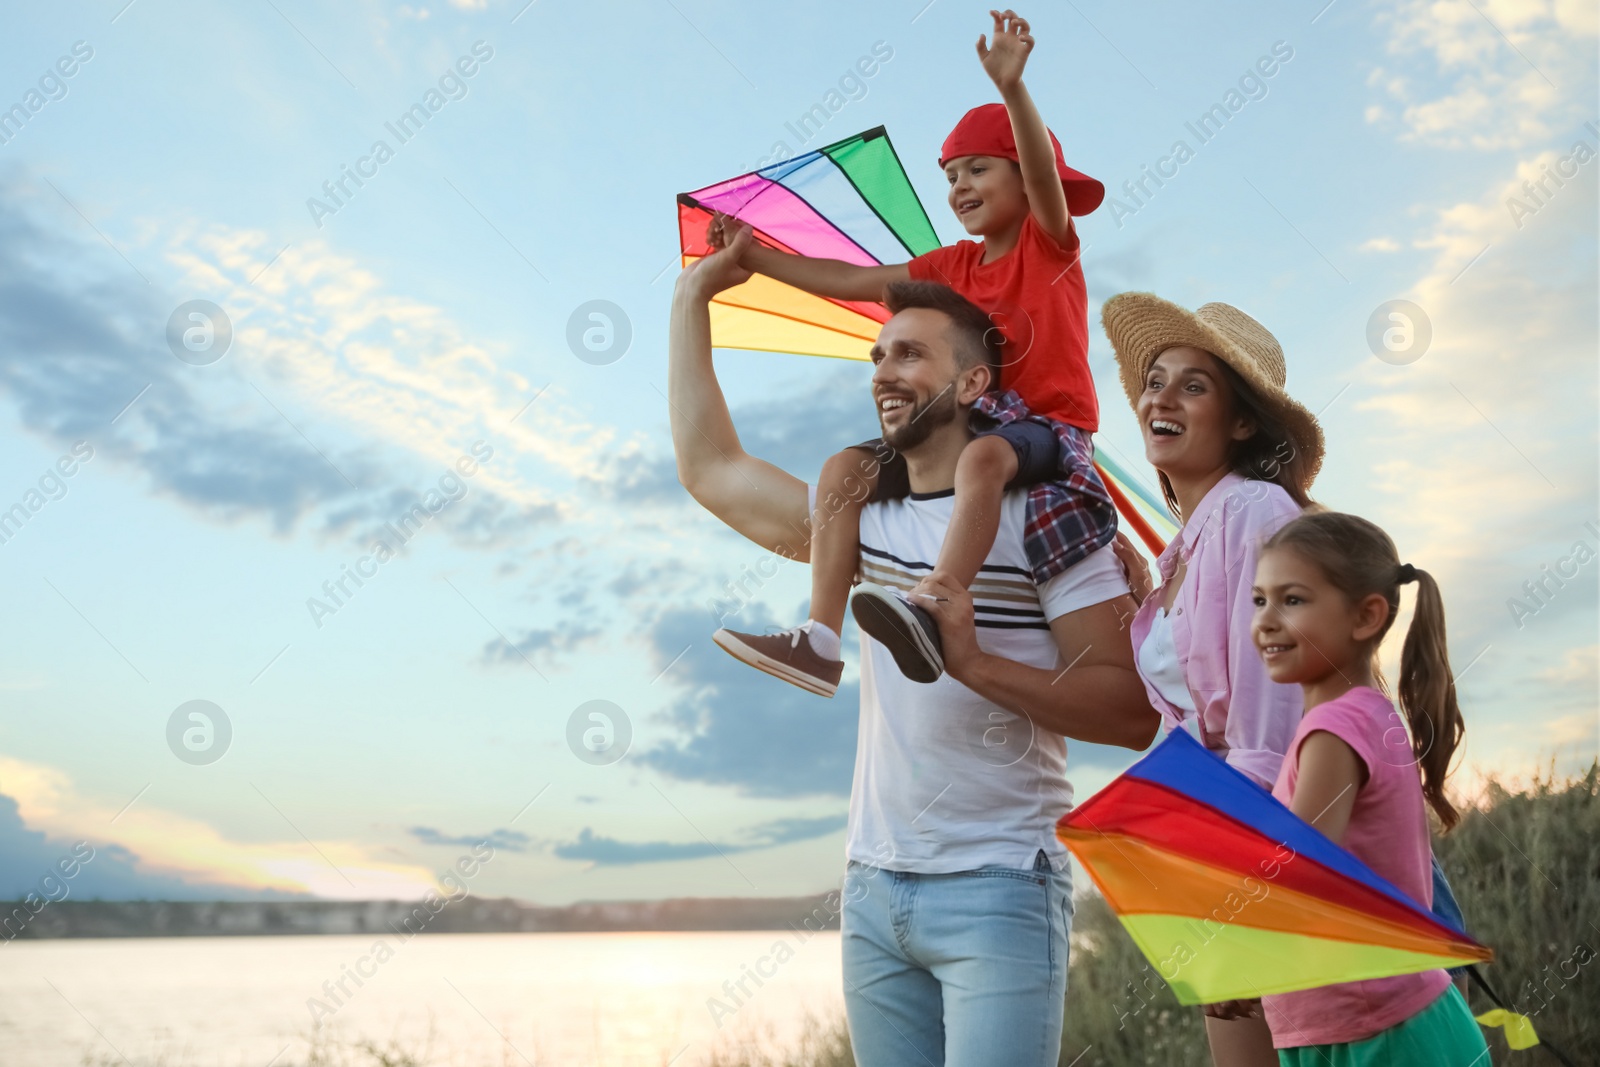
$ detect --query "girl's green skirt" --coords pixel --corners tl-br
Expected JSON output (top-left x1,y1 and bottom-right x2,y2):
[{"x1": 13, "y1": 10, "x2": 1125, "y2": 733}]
[{"x1": 1277, "y1": 985, "x2": 1489, "y2": 1067}]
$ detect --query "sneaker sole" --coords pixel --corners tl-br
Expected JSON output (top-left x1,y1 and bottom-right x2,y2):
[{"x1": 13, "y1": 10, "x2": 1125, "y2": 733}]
[
  {"x1": 850, "y1": 584, "x2": 944, "y2": 684},
  {"x1": 711, "y1": 630, "x2": 838, "y2": 698}
]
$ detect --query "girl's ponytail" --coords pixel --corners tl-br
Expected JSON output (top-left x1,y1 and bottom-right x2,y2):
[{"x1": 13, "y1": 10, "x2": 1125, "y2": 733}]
[
  {"x1": 1398, "y1": 566, "x2": 1465, "y2": 830},
  {"x1": 1262, "y1": 512, "x2": 1466, "y2": 830}
]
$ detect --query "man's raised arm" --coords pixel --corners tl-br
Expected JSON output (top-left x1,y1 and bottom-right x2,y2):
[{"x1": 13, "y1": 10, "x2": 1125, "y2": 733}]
[{"x1": 668, "y1": 226, "x2": 814, "y2": 562}]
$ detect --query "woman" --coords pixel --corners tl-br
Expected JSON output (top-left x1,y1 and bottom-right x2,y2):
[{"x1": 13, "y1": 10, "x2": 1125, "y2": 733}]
[{"x1": 1103, "y1": 293, "x2": 1320, "y2": 1067}]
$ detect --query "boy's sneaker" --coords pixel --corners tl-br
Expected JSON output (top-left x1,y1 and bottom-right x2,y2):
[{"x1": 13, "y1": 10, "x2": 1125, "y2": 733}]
[
  {"x1": 713, "y1": 623, "x2": 843, "y2": 698},
  {"x1": 850, "y1": 583, "x2": 944, "y2": 684}
]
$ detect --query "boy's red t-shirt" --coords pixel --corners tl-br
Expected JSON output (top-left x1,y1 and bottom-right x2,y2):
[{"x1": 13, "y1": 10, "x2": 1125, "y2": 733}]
[{"x1": 906, "y1": 213, "x2": 1096, "y2": 432}]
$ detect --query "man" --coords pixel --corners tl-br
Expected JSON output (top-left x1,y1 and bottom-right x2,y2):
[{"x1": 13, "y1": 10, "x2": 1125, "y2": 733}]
[{"x1": 668, "y1": 225, "x2": 1158, "y2": 1066}]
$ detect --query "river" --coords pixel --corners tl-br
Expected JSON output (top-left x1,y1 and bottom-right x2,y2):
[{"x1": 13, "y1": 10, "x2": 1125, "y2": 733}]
[{"x1": 0, "y1": 930, "x2": 845, "y2": 1066}]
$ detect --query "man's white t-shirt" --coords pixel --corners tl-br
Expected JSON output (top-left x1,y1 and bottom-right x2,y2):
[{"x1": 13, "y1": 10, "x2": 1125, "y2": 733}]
[{"x1": 808, "y1": 481, "x2": 1130, "y2": 873}]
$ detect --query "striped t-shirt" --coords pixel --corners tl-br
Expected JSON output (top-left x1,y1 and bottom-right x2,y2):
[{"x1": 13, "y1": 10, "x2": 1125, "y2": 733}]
[{"x1": 810, "y1": 481, "x2": 1129, "y2": 873}]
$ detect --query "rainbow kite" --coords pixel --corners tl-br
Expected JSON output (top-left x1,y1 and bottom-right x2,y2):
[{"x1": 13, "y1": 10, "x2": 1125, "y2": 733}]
[
  {"x1": 677, "y1": 126, "x2": 940, "y2": 361},
  {"x1": 1056, "y1": 729, "x2": 1493, "y2": 1004},
  {"x1": 677, "y1": 126, "x2": 1176, "y2": 555}
]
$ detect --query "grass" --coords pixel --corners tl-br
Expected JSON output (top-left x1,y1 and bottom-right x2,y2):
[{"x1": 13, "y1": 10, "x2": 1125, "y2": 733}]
[
  {"x1": 1058, "y1": 890, "x2": 1210, "y2": 1067},
  {"x1": 79, "y1": 764, "x2": 1597, "y2": 1066},
  {"x1": 1432, "y1": 759, "x2": 1600, "y2": 1065},
  {"x1": 700, "y1": 1013, "x2": 855, "y2": 1067}
]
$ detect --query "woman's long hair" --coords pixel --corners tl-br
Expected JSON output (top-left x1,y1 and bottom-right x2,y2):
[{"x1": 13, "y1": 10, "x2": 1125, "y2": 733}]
[
  {"x1": 1157, "y1": 358, "x2": 1316, "y2": 521},
  {"x1": 1263, "y1": 511, "x2": 1466, "y2": 831}
]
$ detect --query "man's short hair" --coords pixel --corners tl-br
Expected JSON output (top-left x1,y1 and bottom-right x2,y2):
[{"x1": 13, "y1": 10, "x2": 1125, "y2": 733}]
[{"x1": 882, "y1": 281, "x2": 1001, "y2": 384}]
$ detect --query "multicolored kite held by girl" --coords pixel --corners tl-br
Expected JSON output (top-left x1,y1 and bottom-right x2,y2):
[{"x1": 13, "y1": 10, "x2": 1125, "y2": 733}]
[{"x1": 1056, "y1": 728, "x2": 1493, "y2": 1005}]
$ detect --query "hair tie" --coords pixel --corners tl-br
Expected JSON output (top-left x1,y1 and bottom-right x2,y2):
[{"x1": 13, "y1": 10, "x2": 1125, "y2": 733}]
[{"x1": 1396, "y1": 562, "x2": 1417, "y2": 585}]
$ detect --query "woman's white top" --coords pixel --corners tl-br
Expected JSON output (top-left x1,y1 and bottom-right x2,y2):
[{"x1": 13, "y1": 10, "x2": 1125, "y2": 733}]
[{"x1": 1138, "y1": 605, "x2": 1200, "y2": 737}]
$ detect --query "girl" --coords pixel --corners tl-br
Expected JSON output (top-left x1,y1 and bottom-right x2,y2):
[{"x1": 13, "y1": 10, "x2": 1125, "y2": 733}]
[
  {"x1": 1104, "y1": 292, "x2": 1320, "y2": 1067},
  {"x1": 1249, "y1": 511, "x2": 1488, "y2": 1064}
]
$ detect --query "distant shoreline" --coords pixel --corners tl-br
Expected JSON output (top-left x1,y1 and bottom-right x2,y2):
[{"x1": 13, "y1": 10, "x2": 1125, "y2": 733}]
[{"x1": 2, "y1": 894, "x2": 845, "y2": 940}]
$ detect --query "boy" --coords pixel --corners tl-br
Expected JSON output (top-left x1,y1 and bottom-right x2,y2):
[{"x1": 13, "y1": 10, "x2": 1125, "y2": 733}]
[{"x1": 712, "y1": 9, "x2": 1117, "y2": 694}]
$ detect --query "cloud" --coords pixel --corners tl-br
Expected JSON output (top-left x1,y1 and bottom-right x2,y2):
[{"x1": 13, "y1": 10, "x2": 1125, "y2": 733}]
[
  {"x1": 0, "y1": 174, "x2": 573, "y2": 549},
  {"x1": 489, "y1": 364, "x2": 882, "y2": 677},
  {"x1": 746, "y1": 814, "x2": 852, "y2": 844},
  {"x1": 588, "y1": 363, "x2": 881, "y2": 504},
  {"x1": 1539, "y1": 711, "x2": 1598, "y2": 748},
  {"x1": 1350, "y1": 150, "x2": 1595, "y2": 579},
  {"x1": 625, "y1": 598, "x2": 1157, "y2": 803},
  {"x1": 177, "y1": 229, "x2": 602, "y2": 493},
  {"x1": 0, "y1": 755, "x2": 443, "y2": 900},
  {"x1": 551, "y1": 813, "x2": 846, "y2": 867},
  {"x1": 1368, "y1": 0, "x2": 1595, "y2": 151},
  {"x1": 1083, "y1": 235, "x2": 1162, "y2": 305},
  {"x1": 552, "y1": 829, "x2": 727, "y2": 866},
  {"x1": 409, "y1": 826, "x2": 530, "y2": 852},
  {"x1": 161, "y1": 221, "x2": 604, "y2": 524},
  {"x1": 1334, "y1": 135, "x2": 1596, "y2": 777},
  {"x1": 0, "y1": 794, "x2": 302, "y2": 903},
  {"x1": 634, "y1": 607, "x2": 859, "y2": 798},
  {"x1": 0, "y1": 192, "x2": 359, "y2": 535},
  {"x1": 480, "y1": 623, "x2": 604, "y2": 668},
  {"x1": 606, "y1": 560, "x2": 683, "y2": 599},
  {"x1": 1537, "y1": 644, "x2": 1598, "y2": 688}
]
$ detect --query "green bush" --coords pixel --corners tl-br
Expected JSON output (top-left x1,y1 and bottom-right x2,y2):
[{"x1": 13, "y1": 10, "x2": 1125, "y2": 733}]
[
  {"x1": 1436, "y1": 761, "x2": 1599, "y2": 1065},
  {"x1": 703, "y1": 1013, "x2": 856, "y2": 1067},
  {"x1": 1058, "y1": 890, "x2": 1210, "y2": 1066}
]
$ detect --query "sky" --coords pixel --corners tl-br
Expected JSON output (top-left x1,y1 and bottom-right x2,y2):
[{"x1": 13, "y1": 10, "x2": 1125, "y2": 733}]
[{"x1": 0, "y1": 0, "x2": 1594, "y2": 907}]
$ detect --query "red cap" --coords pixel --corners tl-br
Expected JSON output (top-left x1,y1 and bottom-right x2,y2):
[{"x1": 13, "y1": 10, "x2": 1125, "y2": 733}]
[{"x1": 939, "y1": 103, "x2": 1105, "y2": 217}]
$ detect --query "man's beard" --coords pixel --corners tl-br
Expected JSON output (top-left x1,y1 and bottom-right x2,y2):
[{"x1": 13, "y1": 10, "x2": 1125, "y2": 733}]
[{"x1": 880, "y1": 380, "x2": 961, "y2": 453}]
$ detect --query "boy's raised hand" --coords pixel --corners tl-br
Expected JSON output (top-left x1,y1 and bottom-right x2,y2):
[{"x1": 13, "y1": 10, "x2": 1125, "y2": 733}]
[
  {"x1": 977, "y1": 7, "x2": 1071, "y2": 243},
  {"x1": 705, "y1": 210, "x2": 755, "y2": 260},
  {"x1": 705, "y1": 210, "x2": 732, "y2": 252},
  {"x1": 977, "y1": 9, "x2": 1034, "y2": 92},
  {"x1": 681, "y1": 219, "x2": 754, "y2": 296}
]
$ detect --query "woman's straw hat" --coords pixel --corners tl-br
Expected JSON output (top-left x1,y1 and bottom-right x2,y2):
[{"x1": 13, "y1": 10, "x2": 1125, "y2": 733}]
[{"x1": 1102, "y1": 293, "x2": 1324, "y2": 486}]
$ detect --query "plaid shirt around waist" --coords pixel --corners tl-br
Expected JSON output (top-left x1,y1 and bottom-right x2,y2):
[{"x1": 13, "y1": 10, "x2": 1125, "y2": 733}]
[{"x1": 970, "y1": 388, "x2": 1119, "y2": 585}]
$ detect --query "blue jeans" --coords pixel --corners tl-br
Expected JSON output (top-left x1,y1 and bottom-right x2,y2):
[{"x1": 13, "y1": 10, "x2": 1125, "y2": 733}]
[{"x1": 840, "y1": 850, "x2": 1073, "y2": 1067}]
